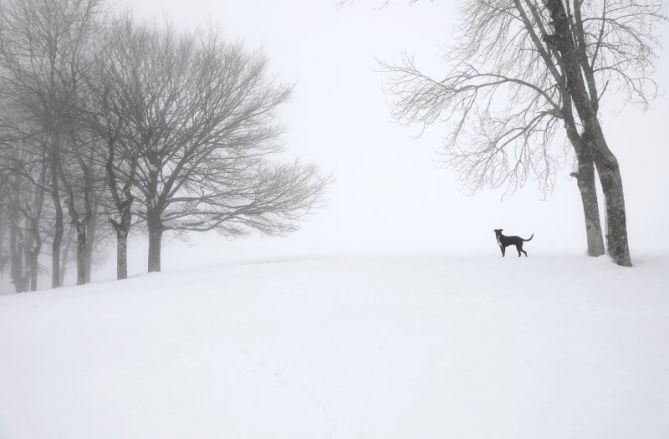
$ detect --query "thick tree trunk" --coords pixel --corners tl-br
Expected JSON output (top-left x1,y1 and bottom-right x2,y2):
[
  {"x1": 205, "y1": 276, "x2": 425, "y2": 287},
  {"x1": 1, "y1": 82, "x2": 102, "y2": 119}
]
[
  {"x1": 109, "y1": 202, "x2": 133, "y2": 280},
  {"x1": 580, "y1": 127, "x2": 632, "y2": 266},
  {"x1": 544, "y1": 0, "x2": 632, "y2": 267},
  {"x1": 116, "y1": 229, "x2": 129, "y2": 280},
  {"x1": 24, "y1": 227, "x2": 41, "y2": 292},
  {"x1": 147, "y1": 222, "x2": 163, "y2": 273},
  {"x1": 594, "y1": 151, "x2": 632, "y2": 266},
  {"x1": 572, "y1": 154, "x2": 605, "y2": 257},
  {"x1": 59, "y1": 225, "x2": 74, "y2": 283}
]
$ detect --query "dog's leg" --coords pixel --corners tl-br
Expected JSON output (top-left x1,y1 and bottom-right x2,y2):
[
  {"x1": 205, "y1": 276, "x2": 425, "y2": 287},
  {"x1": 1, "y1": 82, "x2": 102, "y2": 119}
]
[
  {"x1": 501, "y1": 246, "x2": 506, "y2": 257},
  {"x1": 519, "y1": 243, "x2": 528, "y2": 257},
  {"x1": 516, "y1": 245, "x2": 522, "y2": 257}
]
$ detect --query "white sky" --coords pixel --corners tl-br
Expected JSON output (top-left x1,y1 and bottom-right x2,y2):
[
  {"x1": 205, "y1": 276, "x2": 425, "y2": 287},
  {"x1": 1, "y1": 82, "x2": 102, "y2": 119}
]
[{"x1": 108, "y1": 0, "x2": 669, "y2": 275}]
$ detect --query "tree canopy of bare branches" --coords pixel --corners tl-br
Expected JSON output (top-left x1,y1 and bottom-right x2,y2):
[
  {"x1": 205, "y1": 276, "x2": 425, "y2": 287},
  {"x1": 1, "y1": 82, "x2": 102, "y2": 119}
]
[
  {"x1": 0, "y1": 4, "x2": 329, "y2": 288},
  {"x1": 381, "y1": 0, "x2": 665, "y2": 266},
  {"x1": 0, "y1": 0, "x2": 104, "y2": 286},
  {"x1": 86, "y1": 19, "x2": 329, "y2": 274}
]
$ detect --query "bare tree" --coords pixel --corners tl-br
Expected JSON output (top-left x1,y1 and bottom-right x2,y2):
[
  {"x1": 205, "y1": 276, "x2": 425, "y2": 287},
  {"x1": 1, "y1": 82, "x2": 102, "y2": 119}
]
[
  {"x1": 2, "y1": 176, "x2": 43, "y2": 292},
  {"x1": 2, "y1": 7, "x2": 328, "y2": 286},
  {"x1": 0, "y1": 0, "x2": 103, "y2": 285},
  {"x1": 86, "y1": 21, "x2": 328, "y2": 273},
  {"x1": 0, "y1": 122, "x2": 49, "y2": 292},
  {"x1": 0, "y1": 93, "x2": 49, "y2": 291},
  {"x1": 0, "y1": 0, "x2": 104, "y2": 285},
  {"x1": 538, "y1": 0, "x2": 662, "y2": 266},
  {"x1": 380, "y1": 0, "x2": 664, "y2": 266},
  {"x1": 82, "y1": 16, "x2": 142, "y2": 280}
]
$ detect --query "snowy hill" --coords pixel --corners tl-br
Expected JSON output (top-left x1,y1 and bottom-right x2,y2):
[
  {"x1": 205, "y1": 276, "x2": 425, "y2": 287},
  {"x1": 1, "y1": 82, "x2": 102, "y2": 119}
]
[{"x1": 1, "y1": 254, "x2": 668, "y2": 439}]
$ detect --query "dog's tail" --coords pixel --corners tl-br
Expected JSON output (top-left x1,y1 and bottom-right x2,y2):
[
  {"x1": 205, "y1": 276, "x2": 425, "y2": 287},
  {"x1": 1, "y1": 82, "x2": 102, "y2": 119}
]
[{"x1": 524, "y1": 234, "x2": 534, "y2": 242}]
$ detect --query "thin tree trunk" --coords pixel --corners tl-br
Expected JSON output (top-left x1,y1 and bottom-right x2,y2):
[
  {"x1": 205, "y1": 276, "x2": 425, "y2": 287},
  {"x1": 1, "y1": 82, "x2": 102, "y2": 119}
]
[
  {"x1": 84, "y1": 209, "x2": 97, "y2": 283},
  {"x1": 105, "y1": 142, "x2": 136, "y2": 280},
  {"x1": 83, "y1": 153, "x2": 100, "y2": 284},
  {"x1": 29, "y1": 173, "x2": 46, "y2": 291},
  {"x1": 572, "y1": 153, "x2": 605, "y2": 257},
  {"x1": 26, "y1": 216, "x2": 41, "y2": 292},
  {"x1": 75, "y1": 223, "x2": 86, "y2": 285},
  {"x1": 29, "y1": 244, "x2": 40, "y2": 291},
  {"x1": 0, "y1": 209, "x2": 6, "y2": 274},
  {"x1": 51, "y1": 194, "x2": 63, "y2": 287},
  {"x1": 61, "y1": 174, "x2": 89, "y2": 285},
  {"x1": 49, "y1": 143, "x2": 65, "y2": 288},
  {"x1": 563, "y1": 103, "x2": 606, "y2": 258}
]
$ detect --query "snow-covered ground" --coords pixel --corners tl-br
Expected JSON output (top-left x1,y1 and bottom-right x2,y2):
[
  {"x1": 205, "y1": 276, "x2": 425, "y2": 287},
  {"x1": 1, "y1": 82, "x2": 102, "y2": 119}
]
[{"x1": 0, "y1": 254, "x2": 668, "y2": 439}]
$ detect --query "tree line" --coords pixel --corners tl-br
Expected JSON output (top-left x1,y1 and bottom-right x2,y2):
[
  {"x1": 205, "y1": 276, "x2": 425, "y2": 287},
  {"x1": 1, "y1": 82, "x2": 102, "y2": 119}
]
[{"x1": 0, "y1": 0, "x2": 328, "y2": 292}]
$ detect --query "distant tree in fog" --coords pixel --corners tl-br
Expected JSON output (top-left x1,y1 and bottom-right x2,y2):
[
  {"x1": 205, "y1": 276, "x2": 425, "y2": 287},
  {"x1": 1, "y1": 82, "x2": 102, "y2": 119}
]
[
  {"x1": 0, "y1": 0, "x2": 104, "y2": 286},
  {"x1": 0, "y1": 3, "x2": 329, "y2": 288},
  {"x1": 0, "y1": 146, "x2": 47, "y2": 292},
  {"x1": 0, "y1": 97, "x2": 51, "y2": 292},
  {"x1": 378, "y1": 0, "x2": 664, "y2": 266},
  {"x1": 87, "y1": 19, "x2": 329, "y2": 274},
  {"x1": 83, "y1": 16, "x2": 150, "y2": 280}
]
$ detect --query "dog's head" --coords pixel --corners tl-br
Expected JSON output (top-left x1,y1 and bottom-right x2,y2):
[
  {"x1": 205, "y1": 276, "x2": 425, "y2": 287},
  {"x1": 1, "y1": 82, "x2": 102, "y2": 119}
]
[{"x1": 494, "y1": 228, "x2": 503, "y2": 237}]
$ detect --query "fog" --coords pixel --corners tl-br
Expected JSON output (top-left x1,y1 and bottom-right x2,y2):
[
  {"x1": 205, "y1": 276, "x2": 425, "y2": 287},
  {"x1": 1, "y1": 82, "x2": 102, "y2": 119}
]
[
  {"x1": 5, "y1": 0, "x2": 669, "y2": 287},
  {"x1": 112, "y1": 0, "x2": 668, "y2": 274},
  {"x1": 2, "y1": 3, "x2": 669, "y2": 436}
]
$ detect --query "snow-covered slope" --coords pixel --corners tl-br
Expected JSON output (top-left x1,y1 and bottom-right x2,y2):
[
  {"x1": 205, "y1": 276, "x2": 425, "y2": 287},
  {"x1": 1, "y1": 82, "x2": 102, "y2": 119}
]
[{"x1": 1, "y1": 254, "x2": 668, "y2": 439}]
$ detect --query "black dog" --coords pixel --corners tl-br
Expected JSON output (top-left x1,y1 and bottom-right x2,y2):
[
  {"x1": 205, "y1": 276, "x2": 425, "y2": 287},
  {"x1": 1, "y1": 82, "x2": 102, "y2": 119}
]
[{"x1": 494, "y1": 229, "x2": 534, "y2": 257}]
